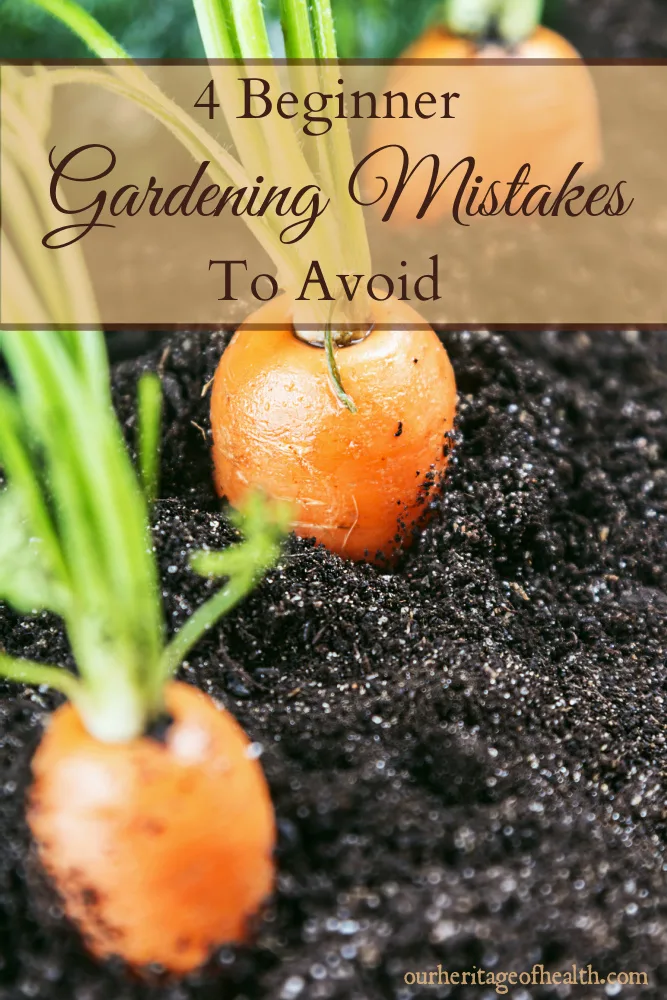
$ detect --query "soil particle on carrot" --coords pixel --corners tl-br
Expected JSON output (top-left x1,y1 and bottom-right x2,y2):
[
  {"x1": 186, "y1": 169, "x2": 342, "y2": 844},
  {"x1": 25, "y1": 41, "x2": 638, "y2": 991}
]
[{"x1": 1, "y1": 310, "x2": 666, "y2": 996}]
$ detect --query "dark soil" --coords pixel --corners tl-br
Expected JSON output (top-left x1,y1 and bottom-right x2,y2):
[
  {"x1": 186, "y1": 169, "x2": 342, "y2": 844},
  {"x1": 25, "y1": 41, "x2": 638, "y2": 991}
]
[
  {"x1": 2, "y1": 324, "x2": 666, "y2": 1000},
  {"x1": 3, "y1": 4, "x2": 667, "y2": 999},
  {"x1": 559, "y1": 0, "x2": 667, "y2": 58}
]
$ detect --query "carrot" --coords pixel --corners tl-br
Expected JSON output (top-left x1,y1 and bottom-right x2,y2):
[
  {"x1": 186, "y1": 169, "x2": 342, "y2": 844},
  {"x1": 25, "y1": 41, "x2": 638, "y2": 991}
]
[
  {"x1": 0, "y1": 330, "x2": 290, "y2": 973},
  {"x1": 211, "y1": 295, "x2": 457, "y2": 564},
  {"x1": 28, "y1": 682, "x2": 274, "y2": 972},
  {"x1": 19, "y1": 0, "x2": 460, "y2": 566},
  {"x1": 367, "y1": 6, "x2": 601, "y2": 225}
]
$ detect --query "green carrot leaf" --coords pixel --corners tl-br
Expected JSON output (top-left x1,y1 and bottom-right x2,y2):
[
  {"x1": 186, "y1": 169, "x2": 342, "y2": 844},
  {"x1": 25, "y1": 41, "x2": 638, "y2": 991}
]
[
  {"x1": 137, "y1": 372, "x2": 163, "y2": 506},
  {"x1": 496, "y1": 0, "x2": 544, "y2": 44},
  {"x1": 160, "y1": 493, "x2": 292, "y2": 677},
  {"x1": 21, "y1": 0, "x2": 130, "y2": 60},
  {"x1": 0, "y1": 653, "x2": 83, "y2": 701},
  {"x1": 443, "y1": 0, "x2": 498, "y2": 37},
  {"x1": 0, "y1": 489, "x2": 69, "y2": 615},
  {"x1": 0, "y1": 330, "x2": 164, "y2": 738}
]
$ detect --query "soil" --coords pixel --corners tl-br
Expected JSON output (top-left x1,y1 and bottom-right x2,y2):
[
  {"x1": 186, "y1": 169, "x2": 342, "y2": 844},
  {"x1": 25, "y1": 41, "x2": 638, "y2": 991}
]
[
  {"x1": 1, "y1": 323, "x2": 666, "y2": 1000},
  {"x1": 558, "y1": 0, "x2": 667, "y2": 58},
  {"x1": 2, "y1": 4, "x2": 667, "y2": 999}
]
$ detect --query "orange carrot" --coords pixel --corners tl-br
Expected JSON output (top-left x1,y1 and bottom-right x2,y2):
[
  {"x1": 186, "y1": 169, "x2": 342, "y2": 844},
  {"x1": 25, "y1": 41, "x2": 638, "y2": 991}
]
[
  {"x1": 28, "y1": 682, "x2": 275, "y2": 973},
  {"x1": 367, "y1": 25, "x2": 601, "y2": 225},
  {"x1": 0, "y1": 330, "x2": 288, "y2": 974},
  {"x1": 211, "y1": 295, "x2": 457, "y2": 564}
]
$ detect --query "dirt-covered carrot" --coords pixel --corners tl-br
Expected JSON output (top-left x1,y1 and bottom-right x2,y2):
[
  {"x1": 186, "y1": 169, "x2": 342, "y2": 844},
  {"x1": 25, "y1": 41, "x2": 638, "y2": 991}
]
[
  {"x1": 29, "y1": 682, "x2": 274, "y2": 973},
  {"x1": 367, "y1": 0, "x2": 602, "y2": 224},
  {"x1": 0, "y1": 330, "x2": 290, "y2": 972},
  {"x1": 211, "y1": 296, "x2": 456, "y2": 564}
]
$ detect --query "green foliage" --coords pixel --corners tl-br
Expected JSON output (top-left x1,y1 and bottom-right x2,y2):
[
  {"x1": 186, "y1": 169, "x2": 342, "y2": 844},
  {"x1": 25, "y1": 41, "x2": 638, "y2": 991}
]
[
  {"x1": 0, "y1": 0, "x2": 430, "y2": 59},
  {"x1": 0, "y1": 0, "x2": 566, "y2": 60},
  {"x1": 191, "y1": 493, "x2": 291, "y2": 582},
  {"x1": 0, "y1": 484, "x2": 68, "y2": 615},
  {"x1": 0, "y1": 330, "x2": 164, "y2": 736},
  {"x1": 160, "y1": 494, "x2": 291, "y2": 677},
  {"x1": 137, "y1": 372, "x2": 163, "y2": 506},
  {"x1": 0, "y1": 0, "x2": 202, "y2": 59},
  {"x1": 0, "y1": 331, "x2": 289, "y2": 740}
]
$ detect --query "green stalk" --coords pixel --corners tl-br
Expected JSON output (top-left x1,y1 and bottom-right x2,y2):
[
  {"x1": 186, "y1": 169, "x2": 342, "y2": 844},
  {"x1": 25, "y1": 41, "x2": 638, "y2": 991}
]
[
  {"x1": 3, "y1": 82, "x2": 101, "y2": 332},
  {"x1": 1, "y1": 155, "x2": 70, "y2": 324},
  {"x1": 137, "y1": 373, "x2": 163, "y2": 506},
  {"x1": 0, "y1": 383, "x2": 69, "y2": 594},
  {"x1": 160, "y1": 496, "x2": 290, "y2": 677},
  {"x1": 24, "y1": 0, "x2": 372, "y2": 325},
  {"x1": 497, "y1": 0, "x2": 544, "y2": 44},
  {"x1": 1, "y1": 327, "x2": 290, "y2": 738},
  {"x1": 310, "y1": 0, "x2": 373, "y2": 298},
  {"x1": 22, "y1": 0, "x2": 129, "y2": 59},
  {"x1": 0, "y1": 235, "x2": 52, "y2": 325},
  {"x1": 280, "y1": 0, "x2": 316, "y2": 58},
  {"x1": 443, "y1": 0, "x2": 498, "y2": 36},
  {"x1": 13, "y1": 336, "x2": 148, "y2": 615},
  {"x1": 191, "y1": 0, "x2": 241, "y2": 60},
  {"x1": 224, "y1": 0, "x2": 347, "y2": 290},
  {"x1": 191, "y1": 0, "x2": 276, "y2": 197},
  {"x1": 2, "y1": 332, "x2": 163, "y2": 712},
  {"x1": 310, "y1": 0, "x2": 337, "y2": 57},
  {"x1": 0, "y1": 330, "x2": 159, "y2": 739},
  {"x1": 22, "y1": 0, "x2": 318, "y2": 295},
  {"x1": 228, "y1": 0, "x2": 273, "y2": 58},
  {"x1": 324, "y1": 329, "x2": 357, "y2": 413},
  {"x1": 159, "y1": 572, "x2": 255, "y2": 677},
  {"x1": 279, "y1": 0, "x2": 336, "y2": 205},
  {"x1": 0, "y1": 655, "x2": 82, "y2": 700},
  {"x1": 47, "y1": 66, "x2": 310, "y2": 296}
]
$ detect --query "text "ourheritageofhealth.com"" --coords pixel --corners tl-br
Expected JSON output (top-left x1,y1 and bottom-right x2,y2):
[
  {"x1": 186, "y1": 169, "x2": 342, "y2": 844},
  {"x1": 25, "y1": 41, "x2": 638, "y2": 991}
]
[{"x1": 403, "y1": 963, "x2": 650, "y2": 995}]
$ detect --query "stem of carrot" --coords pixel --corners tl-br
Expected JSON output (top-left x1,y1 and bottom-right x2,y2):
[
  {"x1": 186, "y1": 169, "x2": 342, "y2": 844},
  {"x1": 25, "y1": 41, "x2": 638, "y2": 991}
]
[
  {"x1": 227, "y1": 0, "x2": 348, "y2": 288},
  {"x1": 497, "y1": 0, "x2": 544, "y2": 44},
  {"x1": 160, "y1": 495, "x2": 290, "y2": 678},
  {"x1": 159, "y1": 571, "x2": 255, "y2": 677},
  {"x1": 207, "y1": 0, "x2": 350, "y2": 324},
  {"x1": 22, "y1": 0, "x2": 314, "y2": 294},
  {"x1": 191, "y1": 0, "x2": 279, "y2": 190},
  {"x1": 21, "y1": 0, "x2": 128, "y2": 59},
  {"x1": 2, "y1": 156, "x2": 69, "y2": 325},
  {"x1": 0, "y1": 654, "x2": 83, "y2": 700},
  {"x1": 443, "y1": 0, "x2": 498, "y2": 37},
  {"x1": 137, "y1": 373, "x2": 163, "y2": 506},
  {"x1": 310, "y1": 0, "x2": 373, "y2": 296},
  {"x1": 3, "y1": 83, "x2": 101, "y2": 331},
  {"x1": 191, "y1": 0, "x2": 241, "y2": 60},
  {"x1": 227, "y1": 0, "x2": 273, "y2": 59},
  {"x1": 279, "y1": 0, "x2": 336, "y2": 192},
  {"x1": 279, "y1": 0, "x2": 316, "y2": 59},
  {"x1": 324, "y1": 329, "x2": 357, "y2": 413}
]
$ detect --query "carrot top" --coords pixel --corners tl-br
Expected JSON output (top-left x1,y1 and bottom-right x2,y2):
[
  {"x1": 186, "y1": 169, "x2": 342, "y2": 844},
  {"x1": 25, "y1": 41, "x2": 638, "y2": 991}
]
[
  {"x1": 0, "y1": 329, "x2": 290, "y2": 742},
  {"x1": 443, "y1": 0, "x2": 545, "y2": 44},
  {"x1": 22, "y1": 0, "x2": 373, "y2": 331}
]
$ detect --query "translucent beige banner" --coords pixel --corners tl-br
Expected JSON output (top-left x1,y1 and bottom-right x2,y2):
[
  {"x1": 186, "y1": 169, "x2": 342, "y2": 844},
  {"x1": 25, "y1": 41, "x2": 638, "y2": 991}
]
[{"x1": 2, "y1": 60, "x2": 666, "y2": 327}]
